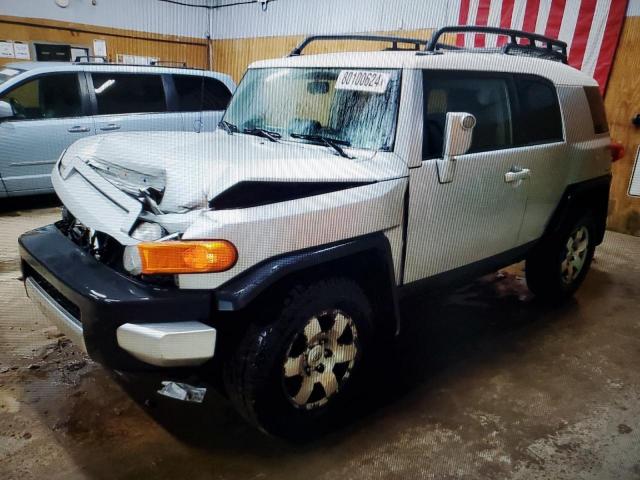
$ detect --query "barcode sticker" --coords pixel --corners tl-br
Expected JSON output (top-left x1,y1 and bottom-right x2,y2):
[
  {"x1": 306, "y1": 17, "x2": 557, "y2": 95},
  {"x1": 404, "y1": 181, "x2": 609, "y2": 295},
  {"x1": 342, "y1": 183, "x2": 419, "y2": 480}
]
[{"x1": 335, "y1": 70, "x2": 390, "y2": 94}]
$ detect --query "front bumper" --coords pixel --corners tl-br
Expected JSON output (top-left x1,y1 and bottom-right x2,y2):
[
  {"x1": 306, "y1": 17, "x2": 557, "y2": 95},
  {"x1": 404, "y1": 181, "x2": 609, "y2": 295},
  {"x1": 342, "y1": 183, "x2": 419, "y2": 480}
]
[{"x1": 19, "y1": 224, "x2": 216, "y2": 370}]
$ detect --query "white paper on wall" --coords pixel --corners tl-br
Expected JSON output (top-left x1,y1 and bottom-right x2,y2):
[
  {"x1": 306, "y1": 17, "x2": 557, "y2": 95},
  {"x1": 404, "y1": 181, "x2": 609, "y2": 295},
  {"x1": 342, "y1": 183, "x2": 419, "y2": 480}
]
[
  {"x1": 12, "y1": 42, "x2": 30, "y2": 60},
  {"x1": 629, "y1": 147, "x2": 640, "y2": 197},
  {"x1": 93, "y1": 39, "x2": 107, "y2": 58},
  {"x1": 0, "y1": 41, "x2": 15, "y2": 58}
]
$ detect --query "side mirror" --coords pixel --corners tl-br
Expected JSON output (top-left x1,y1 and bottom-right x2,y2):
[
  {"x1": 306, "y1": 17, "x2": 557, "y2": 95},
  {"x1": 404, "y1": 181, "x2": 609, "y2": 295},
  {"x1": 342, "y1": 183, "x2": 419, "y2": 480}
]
[
  {"x1": 0, "y1": 100, "x2": 14, "y2": 121},
  {"x1": 437, "y1": 112, "x2": 476, "y2": 183}
]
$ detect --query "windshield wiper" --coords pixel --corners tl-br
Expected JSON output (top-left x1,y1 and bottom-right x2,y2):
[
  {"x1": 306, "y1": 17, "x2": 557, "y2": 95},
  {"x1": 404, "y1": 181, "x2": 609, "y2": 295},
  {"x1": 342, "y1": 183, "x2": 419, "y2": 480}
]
[
  {"x1": 218, "y1": 120, "x2": 237, "y2": 135},
  {"x1": 243, "y1": 127, "x2": 281, "y2": 142},
  {"x1": 290, "y1": 133, "x2": 354, "y2": 159}
]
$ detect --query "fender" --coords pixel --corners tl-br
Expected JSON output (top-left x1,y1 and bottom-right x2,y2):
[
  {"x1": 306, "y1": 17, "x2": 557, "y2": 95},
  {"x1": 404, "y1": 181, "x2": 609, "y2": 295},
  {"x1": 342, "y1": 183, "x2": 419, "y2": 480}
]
[
  {"x1": 214, "y1": 232, "x2": 402, "y2": 333},
  {"x1": 544, "y1": 174, "x2": 611, "y2": 245}
]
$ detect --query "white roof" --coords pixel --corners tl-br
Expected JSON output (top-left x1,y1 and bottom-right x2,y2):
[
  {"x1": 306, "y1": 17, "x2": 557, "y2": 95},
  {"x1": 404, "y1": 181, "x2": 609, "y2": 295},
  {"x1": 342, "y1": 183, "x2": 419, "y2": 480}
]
[{"x1": 251, "y1": 50, "x2": 597, "y2": 87}]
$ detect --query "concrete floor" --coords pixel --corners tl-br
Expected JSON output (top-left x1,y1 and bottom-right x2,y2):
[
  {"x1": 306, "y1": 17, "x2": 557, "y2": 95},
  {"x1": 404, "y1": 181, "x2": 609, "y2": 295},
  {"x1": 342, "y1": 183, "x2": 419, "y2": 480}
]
[{"x1": 0, "y1": 196, "x2": 639, "y2": 480}]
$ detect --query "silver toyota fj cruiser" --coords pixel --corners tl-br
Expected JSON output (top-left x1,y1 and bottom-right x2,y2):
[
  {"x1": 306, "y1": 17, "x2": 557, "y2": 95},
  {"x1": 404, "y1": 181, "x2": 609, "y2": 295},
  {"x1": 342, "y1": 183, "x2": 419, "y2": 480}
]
[{"x1": 19, "y1": 27, "x2": 617, "y2": 437}]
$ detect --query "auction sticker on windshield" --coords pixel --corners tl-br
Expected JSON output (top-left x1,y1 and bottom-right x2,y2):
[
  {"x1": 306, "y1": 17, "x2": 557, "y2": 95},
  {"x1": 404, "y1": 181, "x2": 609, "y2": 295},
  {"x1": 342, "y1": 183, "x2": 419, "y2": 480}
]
[{"x1": 335, "y1": 70, "x2": 390, "y2": 94}]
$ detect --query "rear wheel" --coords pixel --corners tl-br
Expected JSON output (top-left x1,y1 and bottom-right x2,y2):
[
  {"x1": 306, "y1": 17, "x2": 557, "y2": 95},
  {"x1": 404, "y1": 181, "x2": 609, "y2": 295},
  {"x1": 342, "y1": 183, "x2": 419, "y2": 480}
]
[
  {"x1": 223, "y1": 277, "x2": 373, "y2": 438},
  {"x1": 526, "y1": 213, "x2": 596, "y2": 301}
]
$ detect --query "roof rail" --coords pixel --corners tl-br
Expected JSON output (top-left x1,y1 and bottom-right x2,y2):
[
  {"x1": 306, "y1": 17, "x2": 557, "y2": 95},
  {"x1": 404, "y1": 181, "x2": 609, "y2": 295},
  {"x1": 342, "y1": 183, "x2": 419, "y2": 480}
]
[
  {"x1": 289, "y1": 34, "x2": 428, "y2": 56},
  {"x1": 426, "y1": 26, "x2": 568, "y2": 64},
  {"x1": 150, "y1": 60, "x2": 187, "y2": 67},
  {"x1": 74, "y1": 55, "x2": 108, "y2": 63}
]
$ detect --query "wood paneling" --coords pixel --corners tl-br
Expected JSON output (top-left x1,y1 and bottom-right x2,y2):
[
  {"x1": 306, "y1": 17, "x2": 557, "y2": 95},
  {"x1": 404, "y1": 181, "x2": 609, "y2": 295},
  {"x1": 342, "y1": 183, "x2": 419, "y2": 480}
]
[
  {"x1": 604, "y1": 16, "x2": 640, "y2": 236},
  {"x1": 0, "y1": 15, "x2": 209, "y2": 69}
]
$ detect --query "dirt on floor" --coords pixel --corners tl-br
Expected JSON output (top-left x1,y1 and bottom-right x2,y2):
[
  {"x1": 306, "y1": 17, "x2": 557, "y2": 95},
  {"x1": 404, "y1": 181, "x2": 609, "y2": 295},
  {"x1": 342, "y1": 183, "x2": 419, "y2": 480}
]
[{"x1": 1, "y1": 196, "x2": 639, "y2": 480}]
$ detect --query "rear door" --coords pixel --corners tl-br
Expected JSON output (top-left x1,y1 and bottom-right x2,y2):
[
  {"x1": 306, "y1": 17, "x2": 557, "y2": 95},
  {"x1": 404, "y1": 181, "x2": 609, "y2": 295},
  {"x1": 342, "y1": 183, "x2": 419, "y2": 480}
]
[
  {"x1": 0, "y1": 71, "x2": 93, "y2": 194},
  {"x1": 88, "y1": 72, "x2": 183, "y2": 133},
  {"x1": 172, "y1": 74, "x2": 232, "y2": 132}
]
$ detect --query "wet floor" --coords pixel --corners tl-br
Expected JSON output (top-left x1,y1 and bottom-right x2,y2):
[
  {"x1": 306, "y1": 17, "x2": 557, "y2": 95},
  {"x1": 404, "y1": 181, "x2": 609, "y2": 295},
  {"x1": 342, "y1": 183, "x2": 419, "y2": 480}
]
[{"x1": 1, "y1": 198, "x2": 639, "y2": 479}]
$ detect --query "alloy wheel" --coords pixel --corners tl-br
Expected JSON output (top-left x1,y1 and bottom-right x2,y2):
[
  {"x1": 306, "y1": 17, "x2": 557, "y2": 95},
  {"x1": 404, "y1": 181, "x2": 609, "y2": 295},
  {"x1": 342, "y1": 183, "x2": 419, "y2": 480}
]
[
  {"x1": 561, "y1": 226, "x2": 589, "y2": 284},
  {"x1": 282, "y1": 309, "x2": 359, "y2": 410}
]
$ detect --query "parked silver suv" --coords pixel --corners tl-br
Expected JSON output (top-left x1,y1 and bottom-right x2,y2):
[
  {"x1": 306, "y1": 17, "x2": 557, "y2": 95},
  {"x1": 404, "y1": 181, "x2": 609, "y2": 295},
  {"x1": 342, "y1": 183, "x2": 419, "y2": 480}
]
[
  {"x1": 0, "y1": 61, "x2": 234, "y2": 196},
  {"x1": 19, "y1": 27, "x2": 619, "y2": 438}
]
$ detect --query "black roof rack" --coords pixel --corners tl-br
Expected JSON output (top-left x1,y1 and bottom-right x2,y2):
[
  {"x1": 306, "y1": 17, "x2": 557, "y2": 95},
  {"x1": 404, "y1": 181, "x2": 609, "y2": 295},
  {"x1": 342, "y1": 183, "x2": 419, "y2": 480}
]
[
  {"x1": 289, "y1": 34, "x2": 428, "y2": 56},
  {"x1": 426, "y1": 26, "x2": 568, "y2": 64}
]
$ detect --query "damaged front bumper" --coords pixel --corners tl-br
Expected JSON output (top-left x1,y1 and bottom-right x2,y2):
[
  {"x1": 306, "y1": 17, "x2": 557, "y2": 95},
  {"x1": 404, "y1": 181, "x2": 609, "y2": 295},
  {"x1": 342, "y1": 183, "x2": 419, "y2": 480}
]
[{"x1": 19, "y1": 224, "x2": 216, "y2": 371}]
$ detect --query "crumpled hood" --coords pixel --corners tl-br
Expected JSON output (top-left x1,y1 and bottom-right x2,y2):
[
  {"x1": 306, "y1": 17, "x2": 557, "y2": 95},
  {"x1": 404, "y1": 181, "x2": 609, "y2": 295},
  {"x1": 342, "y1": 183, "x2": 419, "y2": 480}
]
[{"x1": 62, "y1": 130, "x2": 408, "y2": 213}]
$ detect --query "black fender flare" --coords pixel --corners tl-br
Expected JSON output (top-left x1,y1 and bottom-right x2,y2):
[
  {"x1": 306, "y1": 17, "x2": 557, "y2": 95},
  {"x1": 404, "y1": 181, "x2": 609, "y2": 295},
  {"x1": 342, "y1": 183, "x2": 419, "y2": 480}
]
[
  {"x1": 543, "y1": 174, "x2": 611, "y2": 246},
  {"x1": 214, "y1": 232, "x2": 402, "y2": 334}
]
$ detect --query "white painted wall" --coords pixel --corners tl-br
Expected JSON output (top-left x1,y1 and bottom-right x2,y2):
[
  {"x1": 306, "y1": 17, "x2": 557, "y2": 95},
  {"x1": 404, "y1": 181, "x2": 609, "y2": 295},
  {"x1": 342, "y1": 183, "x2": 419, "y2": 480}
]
[
  {"x1": 0, "y1": 0, "x2": 211, "y2": 38},
  {"x1": 210, "y1": 0, "x2": 460, "y2": 39}
]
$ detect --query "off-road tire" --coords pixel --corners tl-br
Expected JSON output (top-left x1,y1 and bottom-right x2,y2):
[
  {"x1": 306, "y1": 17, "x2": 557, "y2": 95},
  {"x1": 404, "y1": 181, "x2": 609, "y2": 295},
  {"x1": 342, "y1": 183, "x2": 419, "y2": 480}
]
[
  {"x1": 223, "y1": 277, "x2": 373, "y2": 439},
  {"x1": 526, "y1": 212, "x2": 596, "y2": 301}
]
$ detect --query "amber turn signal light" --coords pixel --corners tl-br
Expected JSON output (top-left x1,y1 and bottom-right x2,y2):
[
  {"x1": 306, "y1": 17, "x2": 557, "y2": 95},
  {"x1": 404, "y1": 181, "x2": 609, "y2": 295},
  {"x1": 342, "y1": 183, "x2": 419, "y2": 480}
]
[{"x1": 135, "y1": 240, "x2": 238, "y2": 274}]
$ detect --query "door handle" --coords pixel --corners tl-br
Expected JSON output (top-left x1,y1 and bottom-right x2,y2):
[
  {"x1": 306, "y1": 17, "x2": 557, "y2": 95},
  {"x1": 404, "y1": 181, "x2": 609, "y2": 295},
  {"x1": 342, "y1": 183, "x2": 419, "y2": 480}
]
[
  {"x1": 68, "y1": 126, "x2": 90, "y2": 133},
  {"x1": 100, "y1": 123, "x2": 121, "y2": 131},
  {"x1": 505, "y1": 167, "x2": 531, "y2": 183}
]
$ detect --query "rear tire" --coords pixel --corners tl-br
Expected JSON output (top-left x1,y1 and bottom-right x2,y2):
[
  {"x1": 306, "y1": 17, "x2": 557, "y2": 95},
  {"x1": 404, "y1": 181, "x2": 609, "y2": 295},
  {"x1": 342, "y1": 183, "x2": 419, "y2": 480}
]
[
  {"x1": 526, "y1": 213, "x2": 596, "y2": 301},
  {"x1": 223, "y1": 277, "x2": 373, "y2": 439}
]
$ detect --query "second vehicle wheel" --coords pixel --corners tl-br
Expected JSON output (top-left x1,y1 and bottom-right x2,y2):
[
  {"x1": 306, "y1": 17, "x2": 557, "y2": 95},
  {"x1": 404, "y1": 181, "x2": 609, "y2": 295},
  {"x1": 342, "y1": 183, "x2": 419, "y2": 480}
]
[
  {"x1": 223, "y1": 277, "x2": 373, "y2": 438},
  {"x1": 526, "y1": 213, "x2": 596, "y2": 301}
]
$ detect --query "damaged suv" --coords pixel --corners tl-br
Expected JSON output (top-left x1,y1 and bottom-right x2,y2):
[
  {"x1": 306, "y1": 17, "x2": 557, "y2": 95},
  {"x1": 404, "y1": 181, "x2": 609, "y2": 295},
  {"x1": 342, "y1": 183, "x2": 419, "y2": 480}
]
[{"x1": 19, "y1": 27, "x2": 617, "y2": 437}]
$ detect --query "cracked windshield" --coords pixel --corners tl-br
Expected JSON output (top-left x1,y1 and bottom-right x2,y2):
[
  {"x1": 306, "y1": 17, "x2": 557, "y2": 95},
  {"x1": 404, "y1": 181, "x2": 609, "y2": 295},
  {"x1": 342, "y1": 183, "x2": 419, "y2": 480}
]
[{"x1": 222, "y1": 67, "x2": 401, "y2": 151}]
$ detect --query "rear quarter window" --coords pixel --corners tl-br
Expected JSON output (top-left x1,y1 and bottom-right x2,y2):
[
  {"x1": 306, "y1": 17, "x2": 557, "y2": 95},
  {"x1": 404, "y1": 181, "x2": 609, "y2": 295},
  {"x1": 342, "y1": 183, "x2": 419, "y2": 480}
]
[
  {"x1": 583, "y1": 86, "x2": 609, "y2": 134},
  {"x1": 514, "y1": 77, "x2": 563, "y2": 145},
  {"x1": 173, "y1": 75, "x2": 232, "y2": 111}
]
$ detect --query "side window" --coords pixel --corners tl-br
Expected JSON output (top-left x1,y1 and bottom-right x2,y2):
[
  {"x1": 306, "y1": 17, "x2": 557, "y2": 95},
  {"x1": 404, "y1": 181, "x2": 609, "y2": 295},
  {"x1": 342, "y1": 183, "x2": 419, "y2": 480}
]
[
  {"x1": 173, "y1": 75, "x2": 232, "y2": 111},
  {"x1": 583, "y1": 86, "x2": 609, "y2": 134},
  {"x1": 514, "y1": 77, "x2": 563, "y2": 145},
  {"x1": 0, "y1": 73, "x2": 82, "y2": 120},
  {"x1": 422, "y1": 73, "x2": 513, "y2": 158},
  {"x1": 92, "y1": 73, "x2": 166, "y2": 115}
]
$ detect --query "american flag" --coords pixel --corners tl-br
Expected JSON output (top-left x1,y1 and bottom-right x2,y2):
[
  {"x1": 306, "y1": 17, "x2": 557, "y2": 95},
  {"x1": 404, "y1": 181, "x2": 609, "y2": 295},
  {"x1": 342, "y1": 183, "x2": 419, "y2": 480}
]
[{"x1": 453, "y1": 0, "x2": 629, "y2": 92}]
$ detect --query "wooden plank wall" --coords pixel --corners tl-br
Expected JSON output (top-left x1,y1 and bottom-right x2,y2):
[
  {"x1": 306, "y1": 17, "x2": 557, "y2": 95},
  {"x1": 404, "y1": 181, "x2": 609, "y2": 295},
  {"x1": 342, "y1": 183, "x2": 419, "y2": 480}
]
[
  {"x1": 0, "y1": 15, "x2": 209, "y2": 69},
  {"x1": 212, "y1": 21, "x2": 640, "y2": 236},
  {"x1": 603, "y1": 16, "x2": 640, "y2": 236}
]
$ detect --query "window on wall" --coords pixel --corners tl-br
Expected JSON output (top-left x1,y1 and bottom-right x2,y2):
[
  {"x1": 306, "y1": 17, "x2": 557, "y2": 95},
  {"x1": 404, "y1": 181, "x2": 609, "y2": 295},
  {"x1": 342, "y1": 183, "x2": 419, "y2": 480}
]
[
  {"x1": 173, "y1": 75, "x2": 232, "y2": 111},
  {"x1": 92, "y1": 73, "x2": 166, "y2": 115},
  {"x1": 583, "y1": 86, "x2": 609, "y2": 134},
  {"x1": 422, "y1": 72, "x2": 513, "y2": 158},
  {"x1": 513, "y1": 77, "x2": 563, "y2": 145},
  {"x1": 0, "y1": 74, "x2": 82, "y2": 120}
]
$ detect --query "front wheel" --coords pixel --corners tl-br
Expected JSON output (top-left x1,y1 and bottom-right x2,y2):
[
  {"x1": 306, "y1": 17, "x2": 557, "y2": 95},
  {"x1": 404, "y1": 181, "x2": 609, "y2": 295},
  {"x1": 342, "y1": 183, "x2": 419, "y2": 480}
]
[
  {"x1": 223, "y1": 277, "x2": 373, "y2": 438},
  {"x1": 526, "y1": 213, "x2": 596, "y2": 301}
]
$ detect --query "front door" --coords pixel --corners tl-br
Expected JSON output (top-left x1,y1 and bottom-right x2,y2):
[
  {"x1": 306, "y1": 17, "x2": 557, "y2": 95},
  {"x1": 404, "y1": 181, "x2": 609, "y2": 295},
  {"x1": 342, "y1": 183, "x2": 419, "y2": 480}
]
[
  {"x1": 0, "y1": 72, "x2": 93, "y2": 194},
  {"x1": 403, "y1": 72, "x2": 529, "y2": 283}
]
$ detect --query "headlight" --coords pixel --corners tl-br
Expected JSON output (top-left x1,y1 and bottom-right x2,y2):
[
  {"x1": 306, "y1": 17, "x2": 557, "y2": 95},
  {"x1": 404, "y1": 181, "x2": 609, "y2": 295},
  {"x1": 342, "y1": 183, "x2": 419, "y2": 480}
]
[
  {"x1": 131, "y1": 222, "x2": 165, "y2": 242},
  {"x1": 123, "y1": 240, "x2": 238, "y2": 275}
]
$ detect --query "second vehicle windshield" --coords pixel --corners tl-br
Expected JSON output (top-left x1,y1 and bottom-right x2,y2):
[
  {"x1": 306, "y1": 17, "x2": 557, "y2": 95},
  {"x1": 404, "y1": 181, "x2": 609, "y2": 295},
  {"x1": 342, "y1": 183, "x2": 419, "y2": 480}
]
[{"x1": 222, "y1": 67, "x2": 401, "y2": 152}]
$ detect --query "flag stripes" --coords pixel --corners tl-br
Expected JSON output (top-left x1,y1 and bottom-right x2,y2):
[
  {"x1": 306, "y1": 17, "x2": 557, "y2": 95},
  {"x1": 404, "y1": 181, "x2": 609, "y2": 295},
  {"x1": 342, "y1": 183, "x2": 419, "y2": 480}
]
[{"x1": 454, "y1": 0, "x2": 629, "y2": 92}]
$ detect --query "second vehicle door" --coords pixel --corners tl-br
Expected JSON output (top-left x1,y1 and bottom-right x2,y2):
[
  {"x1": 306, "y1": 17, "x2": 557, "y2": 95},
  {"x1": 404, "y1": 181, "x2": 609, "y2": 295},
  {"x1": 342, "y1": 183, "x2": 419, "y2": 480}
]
[{"x1": 88, "y1": 72, "x2": 183, "y2": 133}]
